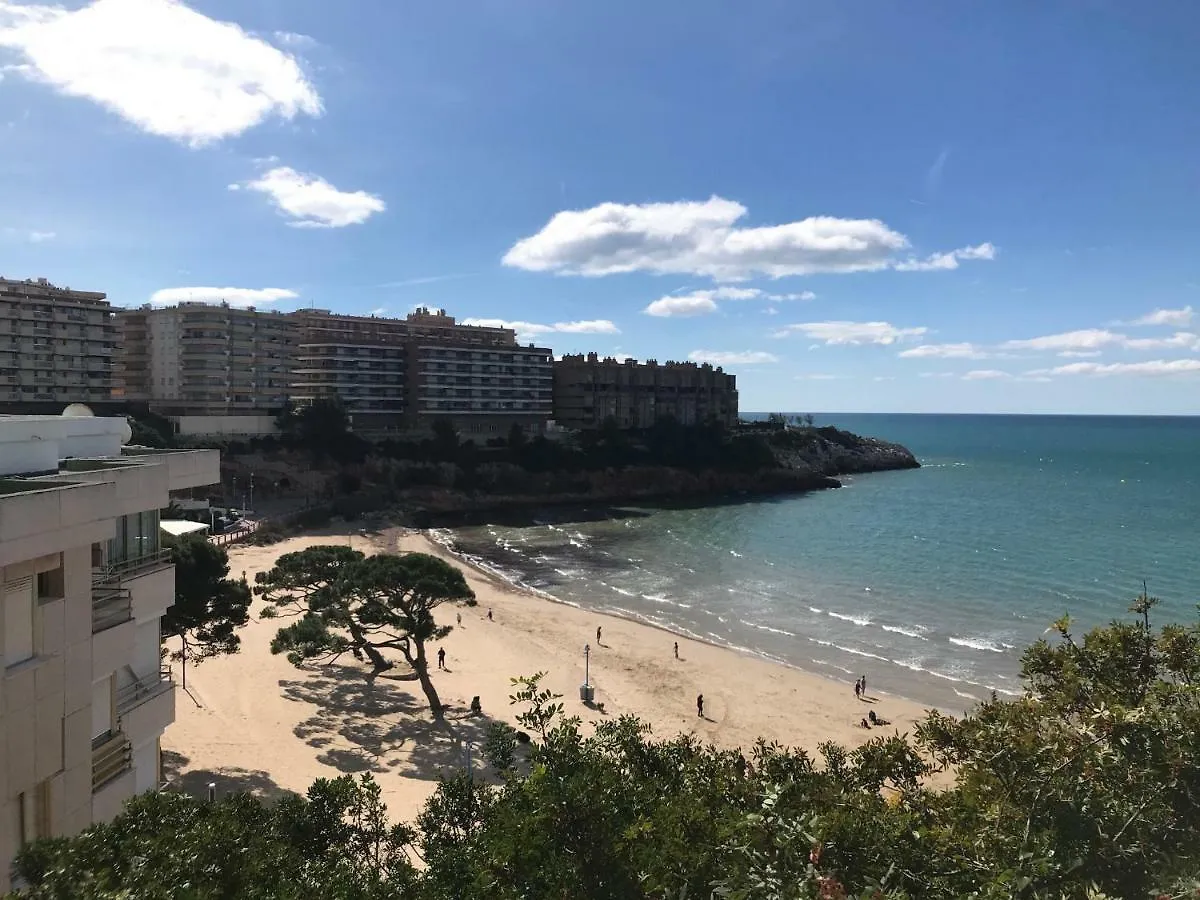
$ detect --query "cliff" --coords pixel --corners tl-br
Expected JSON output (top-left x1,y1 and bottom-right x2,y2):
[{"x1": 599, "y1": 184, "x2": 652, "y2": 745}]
[
  {"x1": 215, "y1": 425, "x2": 920, "y2": 525},
  {"x1": 389, "y1": 426, "x2": 919, "y2": 519}
]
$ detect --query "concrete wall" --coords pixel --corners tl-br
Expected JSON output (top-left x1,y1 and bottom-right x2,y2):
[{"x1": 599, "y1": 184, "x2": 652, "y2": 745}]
[{"x1": 173, "y1": 415, "x2": 278, "y2": 437}]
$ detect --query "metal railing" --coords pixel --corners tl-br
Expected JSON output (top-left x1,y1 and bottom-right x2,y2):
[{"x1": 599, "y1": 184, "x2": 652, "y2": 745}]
[
  {"x1": 91, "y1": 583, "x2": 132, "y2": 633},
  {"x1": 116, "y1": 666, "x2": 173, "y2": 715},
  {"x1": 91, "y1": 732, "x2": 132, "y2": 792},
  {"x1": 94, "y1": 548, "x2": 173, "y2": 584}
]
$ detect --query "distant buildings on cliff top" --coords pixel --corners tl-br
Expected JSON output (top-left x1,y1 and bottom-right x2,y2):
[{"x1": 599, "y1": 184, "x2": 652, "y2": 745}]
[{"x1": 0, "y1": 276, "x2": 739, "y2": 438}]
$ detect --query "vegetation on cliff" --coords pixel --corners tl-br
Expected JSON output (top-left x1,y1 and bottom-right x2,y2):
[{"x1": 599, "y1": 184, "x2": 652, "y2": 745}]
[{"x1": 13, "y1": 592, "x2": 1200, "y2": 899}]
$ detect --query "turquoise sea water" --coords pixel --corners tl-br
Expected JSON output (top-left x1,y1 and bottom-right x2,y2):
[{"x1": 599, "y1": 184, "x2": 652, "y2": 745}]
[{"x1": 439, "y1": 415, "x2": 1200, "y2": 711}]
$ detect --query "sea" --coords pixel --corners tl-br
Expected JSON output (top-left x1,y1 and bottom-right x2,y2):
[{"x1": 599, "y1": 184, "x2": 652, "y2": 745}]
[{"x1": 432, "y1": 414, "x2": 1200, "y2": 712}]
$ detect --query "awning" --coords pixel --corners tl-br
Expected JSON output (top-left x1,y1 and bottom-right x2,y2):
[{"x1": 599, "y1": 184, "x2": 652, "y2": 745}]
[{"x1": 160, "y1": 519, "x2": 209, "y2": 537}]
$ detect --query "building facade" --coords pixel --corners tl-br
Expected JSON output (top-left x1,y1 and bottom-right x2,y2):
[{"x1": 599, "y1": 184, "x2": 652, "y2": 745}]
[
  {"x1": 0, "y1": 278, "x2": 116, "y2": 407},
  {"x1": 553, "y1": 354, "x2": 739, "y2": 430},
  {"x1": 292, "y1": 307, "x2": 550, "y2": 437},
  {"x1": 0, "y1": 415, "x2": 219, "y2": 890},
  {"x1": 116, "y1": 303, "x2": 297, "y2": 432}
]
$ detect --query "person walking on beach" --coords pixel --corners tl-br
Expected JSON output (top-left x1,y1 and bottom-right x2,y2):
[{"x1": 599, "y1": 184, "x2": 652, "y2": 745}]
[
  {"x1": 596, "y1": 625, "x2": 602, "y2": 645},
  {"x1": 487, "y1": 608, "x2": 493, "y2": 621},
  {"x1": 456, "y1": 612, "x2": 462, "y2": 626},
  {"x1": 696, "y1": 694, "x2": 704, "y2": 718},
  {"x1": 437, "y1": 647, "x2": 446, "y2": 670},
  {"x1": 673, "y1": 641, "x2": 679, "y2": 659}
]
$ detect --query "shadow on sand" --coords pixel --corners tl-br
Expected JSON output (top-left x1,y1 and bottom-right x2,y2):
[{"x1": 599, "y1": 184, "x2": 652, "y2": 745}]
[
  {"x1": 162, "y1": 749, "x2": 292, "y2": 801},
  {"x1": 278, "y1": 662, "x2": 504, "y2": 784}
]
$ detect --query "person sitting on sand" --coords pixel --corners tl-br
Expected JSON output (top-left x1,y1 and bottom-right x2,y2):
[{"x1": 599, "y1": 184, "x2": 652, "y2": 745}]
[
  {"x1": 868, "y1": 709, "x2": 877, "y2": 725},
  {"x1": 470, "y1": 696, "x2": 482, "y2": 715},
  {"x1": 861, "y1": 717, "x2": 870, "y2": 729}
]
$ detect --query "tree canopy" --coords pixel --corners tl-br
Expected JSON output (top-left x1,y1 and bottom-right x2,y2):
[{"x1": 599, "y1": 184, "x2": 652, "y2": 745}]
[
  {"x1": 256, "y1": 547, "x2": 475, "y2": 717},
  {"x1": 162, "y1": 536, "x2": 252, "y2": 665},
  {"x1": 11, "y1": 592, "x2": 1200, "y2": 900}
]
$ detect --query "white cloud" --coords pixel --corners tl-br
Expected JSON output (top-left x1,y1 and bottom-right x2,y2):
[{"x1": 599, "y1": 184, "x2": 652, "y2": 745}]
[
  {"x1": 961, "y1": 369, "x2": 1011, "y2": 381},
  {"x1": 774, "y1": 320, "x2": 928, "y2": 345},
  {"x1": 238, "y1": 167, "x2": 385, "y2": 228},
  {"x1": 148, "y1": 286, "x2": 298, "y2": 307},
  {"x1": 461, "y1": 318, "x2": 620, "y2": 341},
  {"x1": 368, "y1": 307, "x2": 387, "y2": 316},
  {"x1": 643, "y1": 294, "x2": 718, "y2": 318},
  {"x1": 893, "y1": 242, "x2": 997, "y2": 272},
  {"x1": 1126, "y1": 306, "x2": 1194, "y2": 327},
  {"x1": 274, "y1": 30, "x2": 316, "y2": 49},
  {"x1": 1030, "y1": 359, "x2": 1200, "y2": 378},
  {"x1": 1123, "y1": 332, "x2": 1200, "y2": 352},
  {"x1": 503, "y1": 196, "x2": 992, "y2": 281},
  {"x1": 710, "y1": 286, "x2": 762, "y2": 300},
  {"x1": 687, "y1": 350, "x2": 779, "y2": 365},
  {"x1": 1000, "y1": 329, "x2": 1126, "y2": 353},
  {"x1": 898, "y1": 342, "x2": 988, "y2": 360},
  {"x1": 0, "y1": 0, "x2": 322, "y2": 147},
  {"x1": 1057, "y1": 350, "x2": 1102, "y2": 358},
  {"x1": 28, "y1": 229, "x2": 54, "y2": 242}
]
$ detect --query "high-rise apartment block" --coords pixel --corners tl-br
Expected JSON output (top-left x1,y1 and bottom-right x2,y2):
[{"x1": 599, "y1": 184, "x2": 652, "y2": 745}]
[
  {"x1": 0, "y1": 414, "x2": 219, "y2": 891},
  {"x1": 117, "y1": 303, "x2": 296, "y2": 435},
  {"x1": 552, "y1": 353, "x2": 739, "y2": 430},
  {"x1": 114, "y1": 304, "x2": 552, "y2": 437},
  {"x1": 0, "y1": 278, "x2": 116, "y2": 407}
]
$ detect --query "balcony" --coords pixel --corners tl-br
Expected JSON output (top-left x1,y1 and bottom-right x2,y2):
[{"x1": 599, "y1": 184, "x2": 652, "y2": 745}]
[
  {"x1": 92, "y1": 581, "x2": 132, "y2": 633},
  {"x1": 92, "y1": 731, "x2": 132, "y2": 792},
  {"x1": 95, "y1": 547, "x2": 173, "y2": 584},
  {"x1": 117, "y1": 666, "x2": 175, "y2": 743}
]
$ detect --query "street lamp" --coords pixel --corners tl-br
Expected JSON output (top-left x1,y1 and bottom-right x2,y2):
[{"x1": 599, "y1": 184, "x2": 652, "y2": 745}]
[{"x1": 580, "y1": 643, "x2": 594, "y2": 703}]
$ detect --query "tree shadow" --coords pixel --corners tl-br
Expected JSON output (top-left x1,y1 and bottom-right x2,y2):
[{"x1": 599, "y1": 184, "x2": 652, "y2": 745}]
[
  {"x1": 161, "y1": 748, "x2": 291, "y2": 801},
  {"x1": 278, "y1": 662, "x2": 506, "y2": 785}
]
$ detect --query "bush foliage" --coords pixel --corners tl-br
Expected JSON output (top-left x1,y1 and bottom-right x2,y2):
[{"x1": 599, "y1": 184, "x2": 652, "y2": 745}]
[{"x1": 13, "y1": 592, "x2": 1199, "y2": 899}]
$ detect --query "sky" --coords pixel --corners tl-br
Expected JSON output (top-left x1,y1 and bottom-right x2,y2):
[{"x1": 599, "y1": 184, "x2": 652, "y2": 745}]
[{"x1": 2, "y1": 0, "x2": 1199, "y2": 415}]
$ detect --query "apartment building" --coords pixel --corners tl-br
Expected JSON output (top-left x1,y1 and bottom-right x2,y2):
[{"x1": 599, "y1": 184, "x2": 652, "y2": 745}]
[
  {"x1": 116, "y1": 303, "x2": 297, "y2": 436},
  {"x1": 292, "y1": 307, "x2": 550, "y2": 437},
  {"x1": 553, "y1": 353, "x2": 739, "y2": 430},
  {"x1": 0, "y1": 414, "x2": 219, "y2": 890},
  {"x1": 0, "y1": 278, "x2": 116, "y2": 407}
]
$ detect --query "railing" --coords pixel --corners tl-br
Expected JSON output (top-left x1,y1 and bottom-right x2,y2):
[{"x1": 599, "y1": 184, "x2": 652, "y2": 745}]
[
  {"x1": 91, "y1": 583, "x2": 132, "y2": 633},
  {"x1": 116, "y1": 666, "x2": 174, "y2": 715},
  {"x1": 91, "y1": 732, "x2": 132, "y2": 792},
  {"x1": 94, "y1": 548, "x2": 173, "y2": 583}
]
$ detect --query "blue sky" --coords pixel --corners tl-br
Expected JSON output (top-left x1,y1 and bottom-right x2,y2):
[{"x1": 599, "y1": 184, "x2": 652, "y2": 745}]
[{"x1": 2, "y1": 0, "x2": 1199, "y2": 414}]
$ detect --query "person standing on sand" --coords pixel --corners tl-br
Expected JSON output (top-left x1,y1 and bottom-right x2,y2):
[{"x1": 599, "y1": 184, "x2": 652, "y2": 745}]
[
  {"x1": 437, "y1": 647, "x2": 446, "y2": 670},
  {"x1": 673, "y1": 641, "x2": 679, "y2": 659},
  {"x1": 854, "y1": 679, "x2": 861, "y2": 700},
  {"x1": 696, "y1": 694, "x2": 704, "y2": 718},
  {"x1": 456, "y1": 612, "x2": 462, "y2": 626},
  {"x1": 596, "y1": 625, "x2": 602, "y2": 645},
  {"x1": 487, "y1": 608, "x2": 493, "y2": 621},
  {"x1": 861, "y1": 675, "x2": 868, "y2": 696}
]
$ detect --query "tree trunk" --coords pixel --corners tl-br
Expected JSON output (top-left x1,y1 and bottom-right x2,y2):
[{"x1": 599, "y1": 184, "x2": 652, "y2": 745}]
[
  {"x1": 409, "y1": 640, "x2": 444, "y2": 720},
  {"x1": 348, "y1": 622, "x2": 392, "y2": 673}
]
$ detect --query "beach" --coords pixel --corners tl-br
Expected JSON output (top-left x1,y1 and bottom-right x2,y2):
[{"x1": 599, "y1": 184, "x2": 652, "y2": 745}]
[{"x1": 163, "y1": 527, "x2": 939, "y2": 821}]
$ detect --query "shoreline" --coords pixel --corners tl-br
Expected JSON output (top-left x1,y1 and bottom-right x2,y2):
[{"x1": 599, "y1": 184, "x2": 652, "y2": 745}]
[
  {"x1": 421, "y1": 526, "x2": 957, "y2": 716},
  {"x1": 164, "y1": 527, "x2": 947, "y2": 822}
]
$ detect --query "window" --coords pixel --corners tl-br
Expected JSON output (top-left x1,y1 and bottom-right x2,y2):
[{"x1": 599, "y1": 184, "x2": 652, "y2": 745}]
[{"x1": 4, "y1": 577, "x2": 35, "y2": 666}]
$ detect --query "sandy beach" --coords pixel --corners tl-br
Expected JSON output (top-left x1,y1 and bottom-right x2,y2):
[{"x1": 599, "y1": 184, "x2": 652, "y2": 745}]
[{"x1": 163, "y1": 527, "x2": 939, "y2": 822}]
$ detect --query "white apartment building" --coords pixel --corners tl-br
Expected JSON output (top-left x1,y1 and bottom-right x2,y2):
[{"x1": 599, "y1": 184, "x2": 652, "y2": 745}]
[{"x1": 0, "y1": 414, "x2": 219, "y2": 891}]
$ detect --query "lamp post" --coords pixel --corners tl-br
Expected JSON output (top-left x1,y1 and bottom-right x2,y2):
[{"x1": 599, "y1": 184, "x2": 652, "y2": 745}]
[{"x1": 584, "y1": 643, "x2": 590, "y2": 688}]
